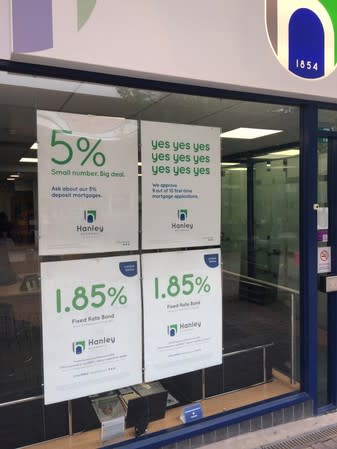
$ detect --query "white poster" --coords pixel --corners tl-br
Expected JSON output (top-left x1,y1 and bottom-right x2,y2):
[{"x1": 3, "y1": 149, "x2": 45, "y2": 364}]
[
  {"x1": 41, "y1": 256, "x2": 142, "y2": 404},
  {"x1": 318, "y1": 246, "x2": 331, "y2": 274},
  {"x1": 317, "y1": 207, "x2": 329, "y2": 230},
  {"x1": 37, "y1": 111, "x2": 138, "y2": 255},
  {"x1": 141, "y1": 121, "x2": 221, "y2": 249},
  {"x1": 142, "y1": 249, "x2": 222, "y2": 381}
]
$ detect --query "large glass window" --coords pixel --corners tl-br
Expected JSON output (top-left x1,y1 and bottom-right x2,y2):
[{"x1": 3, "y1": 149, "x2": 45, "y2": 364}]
[
  {"x1": 0, "y1": 71, "x2": 300, "y2": 448},
  {"x1": 221, "y1": 147, "x2": 300, "y2": 401}
]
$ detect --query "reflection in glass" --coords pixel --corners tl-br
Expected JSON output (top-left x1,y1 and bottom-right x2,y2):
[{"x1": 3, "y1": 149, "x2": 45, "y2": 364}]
[{"x1": 0, "y1": 70, "x2": 301, "y2": 447}]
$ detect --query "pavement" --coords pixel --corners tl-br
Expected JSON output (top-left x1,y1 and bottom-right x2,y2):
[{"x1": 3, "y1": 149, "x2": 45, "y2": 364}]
[{"x1": 202, "y1": 411, "x2": 337, "y2": 449}]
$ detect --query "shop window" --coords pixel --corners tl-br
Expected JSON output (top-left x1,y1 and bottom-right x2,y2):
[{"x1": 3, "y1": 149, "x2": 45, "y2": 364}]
[{"x1": 0, "y1": 71, "x2": 300, "y2": 448}]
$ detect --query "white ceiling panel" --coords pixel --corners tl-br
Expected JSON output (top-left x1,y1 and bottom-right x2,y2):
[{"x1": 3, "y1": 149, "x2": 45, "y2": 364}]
[
  {"x1": 62, "y1": 88, "x2": 168, "y2": 118},
  {"x1": 196, "y1": 102, "x2": 298, "y2": 131},
  {"x1": 0, "y1": 84, "x2": 73, "y2": 111},
  {"x1": 0, "y1": 104, "x2": 36, "y2": 143},
  {"x1": 221, "y1": 130, "x2": 299, "y2": 157},
  {"x1": 135, "y1": 93, "x2": 237, "y2": 124}
]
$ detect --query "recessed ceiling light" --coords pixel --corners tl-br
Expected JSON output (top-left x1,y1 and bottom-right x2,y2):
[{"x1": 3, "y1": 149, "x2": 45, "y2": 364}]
[
  {"x1": 226, "y1": 167, "x2": 247, "y2": 172},
  {"x1": 220, "y1": 127, "x2": 283, "y2": 139},
  {"x1": 6, "y1": 177, "x2": 15, "y2": 181},
  {"x1": 76, "y1": 83, "x2": 122, "y2": 98},
  {"x1": 221, "y1": 162, "x2": 239, "y2": 166},
  {"x1": 20, "y1": 157, "x2": 38, "y2": 163},
  {"x1": 253, "y1": 149, "x2": 299, "y2": 160},
  {"x1": 30, "y1": 142, "x2": 38, "y2": 150},
  {"x1": 9, "y1": 174, "x2": 20, "y2": 178}
]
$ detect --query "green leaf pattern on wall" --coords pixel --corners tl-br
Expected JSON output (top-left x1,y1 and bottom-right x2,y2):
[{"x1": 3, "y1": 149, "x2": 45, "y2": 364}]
[{"x1": 77, "y1": 0, "x2": 97, "y2": 30}]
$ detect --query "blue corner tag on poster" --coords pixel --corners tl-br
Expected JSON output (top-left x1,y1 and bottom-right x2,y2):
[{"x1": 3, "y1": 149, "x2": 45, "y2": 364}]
[
  {"x1": 181, "y1": 403, "x2": 203, "y2": 423},
  {"x1": 119, "y1": 261, "x2": 137, "y2": 277},
  {"x1": 204, "y1": 254, "x2": 219, "y2": 268}
]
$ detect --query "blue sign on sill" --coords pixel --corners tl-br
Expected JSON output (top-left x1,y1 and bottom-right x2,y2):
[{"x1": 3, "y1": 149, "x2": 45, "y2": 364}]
[{"x1": 180, "y1": 403, "x2": 203, "y2": 424}]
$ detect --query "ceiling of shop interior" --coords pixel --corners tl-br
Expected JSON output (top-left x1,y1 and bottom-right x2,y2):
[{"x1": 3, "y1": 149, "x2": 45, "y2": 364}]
[{"x1": 0, "y1": 71, "x2": 303, "y2": 182}]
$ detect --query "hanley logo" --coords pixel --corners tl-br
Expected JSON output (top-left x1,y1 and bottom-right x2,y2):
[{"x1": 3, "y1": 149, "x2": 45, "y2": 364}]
[
  {"x1": 172, "y1": 210, "x2": 193, "y2": 231},
  {"x1": 84, "y1": 210, "x2": 96, "y2": 223},
  {"x1": 167, "y1": 324, "x2": 178, "y2": 337},
  {"x1": 265, "y1": 0, "x2": 337, "y2": 79},
  {"x1": 77, "y1": 210, "x2": 103, "y2": 233},
  {"x1": 178, "y1": 209, "x2": 188, "y2": 221},
  {"x1": 72, "y1": 341, "x2": 85, "y2": 355}
]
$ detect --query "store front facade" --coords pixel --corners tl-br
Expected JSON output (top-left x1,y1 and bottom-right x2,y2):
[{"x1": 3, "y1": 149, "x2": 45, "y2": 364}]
[{"x1": 0, "y1": 1, "x2": 337, "y2": 448}]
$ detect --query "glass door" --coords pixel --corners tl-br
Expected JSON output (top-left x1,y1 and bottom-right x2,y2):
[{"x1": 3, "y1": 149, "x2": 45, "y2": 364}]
[{"x1": 317, "y1": 135, "x2": 337, "y2": 408}]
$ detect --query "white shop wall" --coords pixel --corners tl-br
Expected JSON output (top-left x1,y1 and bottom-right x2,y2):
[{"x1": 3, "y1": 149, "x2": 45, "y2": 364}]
[{"x1": 1, "y1": 0, "x2": 337, "y2": 102}]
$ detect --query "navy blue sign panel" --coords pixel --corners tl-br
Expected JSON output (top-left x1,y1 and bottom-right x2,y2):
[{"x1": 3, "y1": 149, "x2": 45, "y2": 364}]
[
  {"x1": 119, "y1": 261, "x2": 138, "y2": 277},
  {"x1": 289, "y1": 8, "x2": 324, "y2": 79},
  {"x1": 181, "y1": 403, "x2": 203, "y2": 423}
]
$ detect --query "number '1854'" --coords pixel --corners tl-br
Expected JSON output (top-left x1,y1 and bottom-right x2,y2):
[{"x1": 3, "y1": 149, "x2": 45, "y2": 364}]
[{"x1": 295, "y1": 59, "x2": 318, "y2": 71}]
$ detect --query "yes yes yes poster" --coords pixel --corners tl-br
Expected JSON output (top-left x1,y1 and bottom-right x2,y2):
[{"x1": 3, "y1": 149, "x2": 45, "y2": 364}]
[{"x1": 141, "y1": 121, "x2": 221, "y2": 250}]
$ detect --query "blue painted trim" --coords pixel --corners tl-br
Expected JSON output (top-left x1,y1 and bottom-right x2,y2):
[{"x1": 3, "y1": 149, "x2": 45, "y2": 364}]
[
  {"x1": 0, "y1": 60, "x2": 304, "y2": 104},
  {"x1": 103, "y1": 393, "x2": 310, "y2": 449},
  {"x1": 300, "y1": 105, "x2": 318, "y2": 409},
  {"x1": 327, "y1": 138, "x2": 337, "y2": 406},
  {"x1": 317, "y1": 403, "x2": 336, "y2": 415},
  {"x1": 1, "y1": 59, "x2": 337, "y2": 110}
]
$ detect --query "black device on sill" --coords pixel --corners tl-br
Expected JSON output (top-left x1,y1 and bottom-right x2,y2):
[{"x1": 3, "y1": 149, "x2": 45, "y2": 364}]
[{"x1": 125, "y1": 386, "x2": 168, "y2": 437}]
